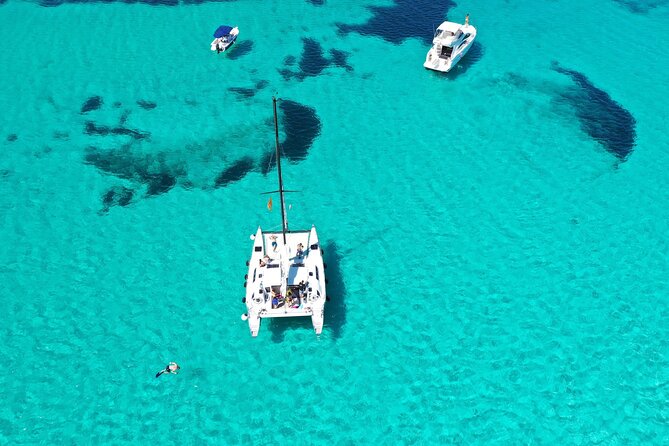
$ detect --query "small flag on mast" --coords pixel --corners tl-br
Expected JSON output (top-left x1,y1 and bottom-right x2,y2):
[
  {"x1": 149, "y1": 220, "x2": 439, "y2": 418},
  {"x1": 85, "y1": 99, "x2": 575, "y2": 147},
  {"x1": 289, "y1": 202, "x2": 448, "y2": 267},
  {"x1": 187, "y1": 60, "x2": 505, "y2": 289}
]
[{"x1": 267, "y1": 196, "x2": 273, "y2": 211}]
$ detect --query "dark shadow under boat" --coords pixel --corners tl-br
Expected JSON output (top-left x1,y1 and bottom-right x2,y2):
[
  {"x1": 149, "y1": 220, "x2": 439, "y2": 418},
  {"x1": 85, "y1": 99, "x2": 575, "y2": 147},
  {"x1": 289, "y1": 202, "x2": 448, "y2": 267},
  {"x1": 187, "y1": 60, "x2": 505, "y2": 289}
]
[{"x1": 434, "y1": 41, "x2": 485, "y2": 80}]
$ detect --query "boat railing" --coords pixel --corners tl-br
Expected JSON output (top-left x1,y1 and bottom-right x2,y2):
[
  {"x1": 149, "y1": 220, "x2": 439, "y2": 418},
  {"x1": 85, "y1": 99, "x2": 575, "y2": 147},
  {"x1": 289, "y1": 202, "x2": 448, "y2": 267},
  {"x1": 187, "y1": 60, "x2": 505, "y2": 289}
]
[{"x1": 279, "y1": 246, "x2": 290, "y2": 299}]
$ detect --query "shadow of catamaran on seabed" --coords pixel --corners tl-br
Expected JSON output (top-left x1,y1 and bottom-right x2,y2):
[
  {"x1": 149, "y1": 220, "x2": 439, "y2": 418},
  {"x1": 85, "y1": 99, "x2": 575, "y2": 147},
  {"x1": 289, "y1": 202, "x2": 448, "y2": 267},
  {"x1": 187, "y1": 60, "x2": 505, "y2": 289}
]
[
  {"x1": 322, "y1": 241, "x2": 347, "y2": 340},
  {"x1": 268, "y1": 240, "x2": 347, "y2": 343}
]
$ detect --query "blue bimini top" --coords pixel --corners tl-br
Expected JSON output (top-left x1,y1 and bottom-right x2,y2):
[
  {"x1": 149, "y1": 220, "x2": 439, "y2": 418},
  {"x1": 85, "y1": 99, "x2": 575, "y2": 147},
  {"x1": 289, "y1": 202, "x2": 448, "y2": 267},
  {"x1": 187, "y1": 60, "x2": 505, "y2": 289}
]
[{"x1": 213, "y1": 25, "x2": 233, "y2": 38}]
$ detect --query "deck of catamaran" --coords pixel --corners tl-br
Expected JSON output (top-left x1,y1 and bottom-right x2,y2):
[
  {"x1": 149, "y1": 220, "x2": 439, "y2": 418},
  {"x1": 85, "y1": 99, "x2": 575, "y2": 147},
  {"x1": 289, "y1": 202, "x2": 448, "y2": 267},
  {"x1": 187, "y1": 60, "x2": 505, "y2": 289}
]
[{"x1": 244, "y1": 227, "x2": 326, "y2": 336}]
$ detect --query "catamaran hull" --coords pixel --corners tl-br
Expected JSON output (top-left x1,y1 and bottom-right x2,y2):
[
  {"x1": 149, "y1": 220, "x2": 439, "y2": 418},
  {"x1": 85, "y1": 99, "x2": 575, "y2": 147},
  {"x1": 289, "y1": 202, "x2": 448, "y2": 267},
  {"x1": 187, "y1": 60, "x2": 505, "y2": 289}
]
[
  {"x1": 249, "y1": 307, "x2": 322, "y2": 337},
  {"x1": 311, "y1": 307, "x2": 324, "y2": 335},
  {"x1": 248, "y1": 313, "x2": 261, "y2": 337}
]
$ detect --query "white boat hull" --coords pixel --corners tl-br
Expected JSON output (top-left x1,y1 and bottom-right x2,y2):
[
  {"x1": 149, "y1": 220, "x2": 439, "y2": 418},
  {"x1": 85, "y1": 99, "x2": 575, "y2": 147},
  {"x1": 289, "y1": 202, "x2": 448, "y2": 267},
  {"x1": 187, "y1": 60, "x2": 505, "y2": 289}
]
[{"x1": 423, "y1": 21, "x2": 476, "y2": 73}]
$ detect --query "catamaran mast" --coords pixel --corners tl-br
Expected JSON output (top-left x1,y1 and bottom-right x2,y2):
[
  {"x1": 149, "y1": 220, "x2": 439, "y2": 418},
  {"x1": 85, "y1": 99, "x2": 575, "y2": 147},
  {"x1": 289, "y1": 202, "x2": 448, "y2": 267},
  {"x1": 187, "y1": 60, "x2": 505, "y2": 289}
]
[{"x1": 273, "y1": 96, "x2": 289, "y2": 244}]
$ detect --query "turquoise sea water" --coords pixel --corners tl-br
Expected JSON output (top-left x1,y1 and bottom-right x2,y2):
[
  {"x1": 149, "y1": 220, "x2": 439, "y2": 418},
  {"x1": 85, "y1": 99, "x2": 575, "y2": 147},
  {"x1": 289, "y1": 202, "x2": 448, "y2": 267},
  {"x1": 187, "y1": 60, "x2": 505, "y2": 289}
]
[{"x1": 2, "y1": 0, "x2": 669, "y2": 443}]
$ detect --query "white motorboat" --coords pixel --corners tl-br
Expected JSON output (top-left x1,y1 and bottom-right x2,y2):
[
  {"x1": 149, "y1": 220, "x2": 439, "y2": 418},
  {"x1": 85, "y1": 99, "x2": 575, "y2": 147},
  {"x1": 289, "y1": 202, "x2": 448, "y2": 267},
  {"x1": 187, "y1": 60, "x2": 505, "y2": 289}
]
[
  {"x1": 211, "y1": 25, "x2": 239, "y2": 53},
  {"x1": 424, "y1": 15, "x2": 477, "y2": 72},
  {"x1": 242, "y1": 97, "x2": 327, "y2": 337}
]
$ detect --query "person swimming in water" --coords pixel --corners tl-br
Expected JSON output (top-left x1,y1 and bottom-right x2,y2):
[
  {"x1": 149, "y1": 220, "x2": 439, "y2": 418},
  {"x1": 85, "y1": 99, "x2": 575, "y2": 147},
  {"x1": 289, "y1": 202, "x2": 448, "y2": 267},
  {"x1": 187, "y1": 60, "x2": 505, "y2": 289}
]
[{"x1": 155, "y1": 362, "x2": 180, "y2": 378}]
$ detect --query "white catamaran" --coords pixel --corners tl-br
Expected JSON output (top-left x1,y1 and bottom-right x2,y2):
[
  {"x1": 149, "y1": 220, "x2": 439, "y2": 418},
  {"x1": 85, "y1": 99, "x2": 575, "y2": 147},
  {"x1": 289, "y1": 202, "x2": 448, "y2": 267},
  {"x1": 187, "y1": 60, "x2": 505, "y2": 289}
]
[{"x1": 242, "y1": 97, "x2": 327, "y2": 337}]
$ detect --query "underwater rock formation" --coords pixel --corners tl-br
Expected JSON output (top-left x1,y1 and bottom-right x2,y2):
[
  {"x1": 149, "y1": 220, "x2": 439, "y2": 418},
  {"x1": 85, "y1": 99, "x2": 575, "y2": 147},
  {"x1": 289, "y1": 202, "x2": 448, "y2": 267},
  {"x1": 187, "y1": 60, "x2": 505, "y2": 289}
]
[
  {"x1": 552, "y1": 62, "x2": 636, "y2": 160},
  {"x1": 81, "y1": 96, "x2": 103, "y2": 113},
  {"x1": 336, "y1": 0, "x2": 456, "y2": 45}
]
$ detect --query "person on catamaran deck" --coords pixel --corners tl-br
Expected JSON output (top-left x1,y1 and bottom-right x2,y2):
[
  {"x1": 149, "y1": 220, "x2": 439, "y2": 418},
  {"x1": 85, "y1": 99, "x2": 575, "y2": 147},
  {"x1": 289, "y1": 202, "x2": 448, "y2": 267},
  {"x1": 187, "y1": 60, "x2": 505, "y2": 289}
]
[
  {"x1": 296, "y1": 243, "x2": 304, "y2": 257},
  {"x1": 155, "y1": 362, "x2": 180, "y2": 378},
  {"x1": 271, "y1": 289, "x2": 284, "y2": 308},
  {"x1": 270, "y1": 235, "x2": 278, "y2": 252}
]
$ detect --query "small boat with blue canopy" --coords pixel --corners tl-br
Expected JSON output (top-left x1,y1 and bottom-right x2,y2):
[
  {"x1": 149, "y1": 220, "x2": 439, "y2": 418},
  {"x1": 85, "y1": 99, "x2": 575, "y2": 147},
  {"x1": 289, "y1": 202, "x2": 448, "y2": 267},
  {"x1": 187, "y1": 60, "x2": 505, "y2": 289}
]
[{"x1": 211, "y1": 25, "x2": 239, "y2": 53}]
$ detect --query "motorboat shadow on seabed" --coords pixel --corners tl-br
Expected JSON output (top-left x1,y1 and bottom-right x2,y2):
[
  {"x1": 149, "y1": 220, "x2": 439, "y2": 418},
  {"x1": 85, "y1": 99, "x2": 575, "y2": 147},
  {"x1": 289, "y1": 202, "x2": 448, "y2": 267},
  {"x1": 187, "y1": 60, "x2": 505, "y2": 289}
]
[
  {"x1": 211, "y1": 25, "x2": 239, "y2": 53},
  {"x1": 242, "y1": 97, "x2": 327, "y2": 337},
  {"x1": 424, "y1": 14, "x2": 477, "y2": 72}
]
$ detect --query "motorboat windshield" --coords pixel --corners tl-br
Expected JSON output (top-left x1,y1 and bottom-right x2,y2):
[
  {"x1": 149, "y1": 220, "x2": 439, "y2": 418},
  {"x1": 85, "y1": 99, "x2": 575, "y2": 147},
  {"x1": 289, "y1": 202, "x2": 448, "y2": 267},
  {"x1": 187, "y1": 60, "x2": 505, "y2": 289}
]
[{"x1": 434, "y1": 28, "x2": 455, "y2": 38}]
